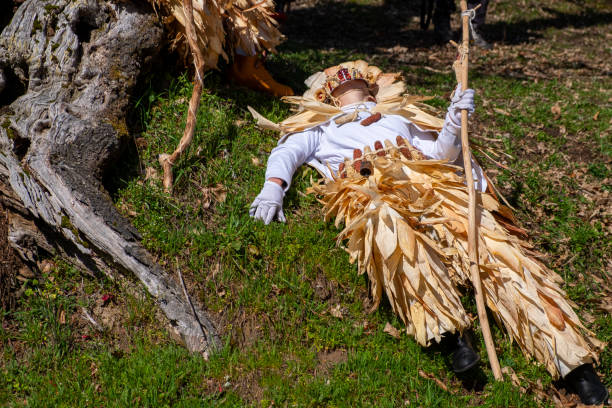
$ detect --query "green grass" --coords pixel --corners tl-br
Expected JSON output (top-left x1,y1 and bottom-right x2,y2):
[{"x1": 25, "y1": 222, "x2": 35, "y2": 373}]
[{"x1": 2, "y1": 0, "x2": 611, "y2": 406}]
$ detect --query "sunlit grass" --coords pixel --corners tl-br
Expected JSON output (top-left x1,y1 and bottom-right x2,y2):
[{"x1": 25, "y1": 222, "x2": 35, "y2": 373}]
[{"x1": 1, "y1": 0, "x2": 610, "y2": 406}]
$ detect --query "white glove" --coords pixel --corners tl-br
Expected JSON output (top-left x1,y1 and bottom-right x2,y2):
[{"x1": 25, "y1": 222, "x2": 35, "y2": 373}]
[
  {"x1": 249, "y1": 181, "x2": 286, "y2": 225},
  {"x1": 447, "y1": 85, "x2": 475, "y2": 127}
]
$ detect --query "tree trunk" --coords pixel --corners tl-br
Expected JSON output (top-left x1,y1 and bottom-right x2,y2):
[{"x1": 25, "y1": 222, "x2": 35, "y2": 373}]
[{"x1": 0, "y1": 0, "x2": 220, "y2": 355}]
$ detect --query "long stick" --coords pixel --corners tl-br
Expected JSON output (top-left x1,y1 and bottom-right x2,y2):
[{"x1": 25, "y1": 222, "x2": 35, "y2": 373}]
[{"x1": 458, "y1": 0, "x2": 502, "y2": 381}]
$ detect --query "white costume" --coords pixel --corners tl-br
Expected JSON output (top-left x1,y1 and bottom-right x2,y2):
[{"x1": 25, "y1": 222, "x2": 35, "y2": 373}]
[
  {"x1": 265, "y1": 101, "x2": 488, "y2": 193},
  {"x1": 248, "y1": 61, "x2": 608, "y2": 404}
]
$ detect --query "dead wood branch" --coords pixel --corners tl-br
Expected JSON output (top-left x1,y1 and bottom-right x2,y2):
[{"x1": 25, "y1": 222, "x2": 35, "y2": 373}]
[{"x1": 0, "y1": 0, "x2": 219, "y2": 354}]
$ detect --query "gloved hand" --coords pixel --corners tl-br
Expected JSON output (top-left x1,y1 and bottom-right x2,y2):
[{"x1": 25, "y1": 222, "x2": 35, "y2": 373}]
[
  {"x1": 249, "y1": 180, "x2": 286, "y2": 225},
  {"x1": 447, "y1": 85, "x2": 475, "y2": 127}
]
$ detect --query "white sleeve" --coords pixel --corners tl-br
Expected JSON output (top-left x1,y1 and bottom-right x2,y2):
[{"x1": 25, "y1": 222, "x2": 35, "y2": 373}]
[
  {"x1": 265, "y1": 127, "x2": 321, "y2": 190},
  {"x1": 408, "y1": 113, "x2": 462, "y2": 162}
]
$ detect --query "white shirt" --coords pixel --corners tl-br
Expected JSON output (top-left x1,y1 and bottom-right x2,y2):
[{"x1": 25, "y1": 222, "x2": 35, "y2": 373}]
[{"x1": 265, "y1": 101, "x2": 488, "y2": 192}]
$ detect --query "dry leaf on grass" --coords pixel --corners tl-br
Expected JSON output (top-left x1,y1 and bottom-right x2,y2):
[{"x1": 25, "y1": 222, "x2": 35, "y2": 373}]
[
  {"x1": 200, "y1": 183, "x2": 227, "y2": 208},
  {"x1": 251, "y1": 157, "x2": 262, "y2": 166},
  {"x1": 38, "y1": 259, "x2": 56, "y2": 274},
  {"x1": 144, "y1": 167, "x2": 159, "y2": 187},
  {"x1": 248, "y1": 245, "x2": 260, "y2": 256},
  {"x1": 502, "y1": 366, "x2": 572, "y2": 405},
  {"x1": 383, "y1": 322, "x2": 401, "y2": 339},
  {"x1": 118, "y1": 202, "x2": 137, "y2": 217},
  {"x1": 501, "y1": 366, "x2": 522, "y2": 388},
  {"x1": 494, "y1": 107, "x2": 511, "y2": 116},
  {"x1": 330, "y1": 304, "x2": 343, "y2": 319},
  {"x1": 212, "y1": 186, "x2": 227, "y2": 203},
  {"x1": 552, "y1": 387, "x2": 581, "y2": 408},
  {"x1": 134, "y1": 137, "x2": 147, "y2": 148},
  {"x1": 587, "y1": 272, "x2": 611, "y2": 290},
  {"x1": 581, "y1": 311, "x2": 596, "y2": 324},
  {"x1": 551, "y1": 102, "x2": 562, "y2": 119},
  {"x1": 90, "y1": 361, "x2": 99, "y2": 376},
  {"x1": 599, "y1": 298, "x2": 612, "y2": 314},
  {"x1": 353, "y1": 319, "x2": 370, "y2": 329}
]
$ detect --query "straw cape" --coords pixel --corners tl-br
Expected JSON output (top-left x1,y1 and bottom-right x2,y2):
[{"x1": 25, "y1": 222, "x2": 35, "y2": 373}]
[
  {"x1": 249, "y1": 60, "x2": 445, "y2": 135},
  {"x1": 148, "y1": 0, "x2": 284, "y2": 69},
  {"x1": 250, "y1": 60, "x2": 604, "y2": 378}
]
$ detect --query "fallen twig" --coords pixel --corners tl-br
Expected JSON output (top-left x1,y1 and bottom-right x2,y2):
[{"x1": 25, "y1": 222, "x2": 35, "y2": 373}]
[
  {"x1": 176, "y1": 260, "x2": 211, "y2": 359},
  {"x1": 418, "y1": 369, "x2": 452, "y2": 393},
  {"x1": 81, "y1": 307, "x2": 103, "y2": 332}
]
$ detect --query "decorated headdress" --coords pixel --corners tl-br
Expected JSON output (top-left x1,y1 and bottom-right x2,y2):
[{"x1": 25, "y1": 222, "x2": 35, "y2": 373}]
[
  {"x1": 320, "y1": 66, "x2": 369, "y2": 100},
  {"x1": 307, "y1": 60, "x2": 399, "y2": 106},
  {"x1": 248, "y1": 60, "x2": 446, "y2": 135}
]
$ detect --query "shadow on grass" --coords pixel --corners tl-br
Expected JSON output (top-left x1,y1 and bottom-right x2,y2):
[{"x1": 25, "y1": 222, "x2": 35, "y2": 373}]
[
  {"x1": 105, "y1": 58, "x2": 288, "y2": 199},
  {"x1": 282, "y1": 0, "x2": 434, "y2": 52},
  {"x1": 484, "y1": 7, "x2": 612, "y2": 45},
  {"x1": 457, "y1": 367, "x2": 488, "y2": 392},
  {"x1": 280, "y1": 0, "x2": 612, "y2": 53},
  {"x1": 104, "y1": 48, "x2": 186, "y2": 200}
]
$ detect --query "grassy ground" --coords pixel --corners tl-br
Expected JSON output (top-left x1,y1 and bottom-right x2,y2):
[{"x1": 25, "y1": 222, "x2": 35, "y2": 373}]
[{"x1": 1, "y1": 0, "x2": 611, "y2": 406}]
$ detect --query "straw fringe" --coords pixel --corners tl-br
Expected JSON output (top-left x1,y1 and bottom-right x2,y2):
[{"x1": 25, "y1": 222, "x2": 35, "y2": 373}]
[
  {"x1": 249, "y1": 60, "x2": 445, "y2": 136},
  {"x1": 308, "y1": 140, "x2": 603, "y2": 378},
  {"x1": 150, "y1": 0, "x2": 283, "y2": 69}
]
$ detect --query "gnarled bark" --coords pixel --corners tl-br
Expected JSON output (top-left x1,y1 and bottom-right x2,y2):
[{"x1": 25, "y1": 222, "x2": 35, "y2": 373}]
[{"x1": 0, "y1": 0, "x2": 220, "y2": 354}]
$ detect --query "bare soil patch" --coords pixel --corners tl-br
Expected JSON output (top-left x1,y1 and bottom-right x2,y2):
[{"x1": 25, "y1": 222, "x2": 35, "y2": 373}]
[{"x1": 315, "y1": 349, "x2": 348, "y2": 376}]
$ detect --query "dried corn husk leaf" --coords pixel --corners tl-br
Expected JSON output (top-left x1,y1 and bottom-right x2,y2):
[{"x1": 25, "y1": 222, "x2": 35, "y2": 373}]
[
  {"x1": 308, "y1": 140, "x2": 603, "y2": 379},
  {"x1": 149, "y1": 0, "x2": 283, "y2": 70},
  {"x1": 383, "y1": 322, "x2": 401, "y2": 339}
]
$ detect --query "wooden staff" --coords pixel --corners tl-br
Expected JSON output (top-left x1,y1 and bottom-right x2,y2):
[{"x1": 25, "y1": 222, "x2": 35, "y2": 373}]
[{"x1": 458, "y1": 0, "x2": 503, "y2": 381}]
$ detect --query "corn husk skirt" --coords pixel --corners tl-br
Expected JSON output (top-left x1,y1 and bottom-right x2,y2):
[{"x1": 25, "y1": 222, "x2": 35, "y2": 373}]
[
  {"x1": 308, "y1": 140, "x2": 603, "y2": 379},
  {"x1": 151, "y1": 0, "x2": 284, "y2": 69}
]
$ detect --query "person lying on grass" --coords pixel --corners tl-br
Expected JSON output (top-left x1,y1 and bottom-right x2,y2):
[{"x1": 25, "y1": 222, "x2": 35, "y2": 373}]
[{"x1": 248, "y1": 60, "x2": 609, "y2": 406}]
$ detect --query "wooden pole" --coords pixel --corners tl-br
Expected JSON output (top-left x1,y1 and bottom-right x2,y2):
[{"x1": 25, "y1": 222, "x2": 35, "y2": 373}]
[{"x1": 458, "y1": 0, "x2": 503, "y2": 381}]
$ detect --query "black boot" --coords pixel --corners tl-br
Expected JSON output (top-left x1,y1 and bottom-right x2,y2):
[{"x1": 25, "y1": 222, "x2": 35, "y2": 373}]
[
  {"x1": 565, "y1": 364, "x2": 609, "y2": 406},
  {"x1": 452, "y1": 334, "x2": 481, "y2": 373}
]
